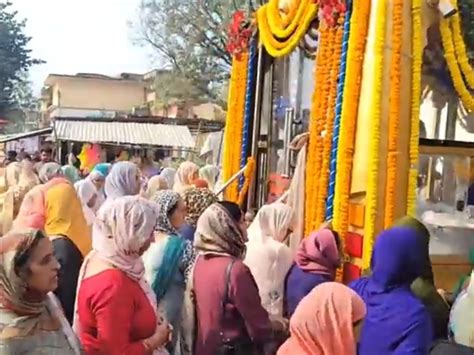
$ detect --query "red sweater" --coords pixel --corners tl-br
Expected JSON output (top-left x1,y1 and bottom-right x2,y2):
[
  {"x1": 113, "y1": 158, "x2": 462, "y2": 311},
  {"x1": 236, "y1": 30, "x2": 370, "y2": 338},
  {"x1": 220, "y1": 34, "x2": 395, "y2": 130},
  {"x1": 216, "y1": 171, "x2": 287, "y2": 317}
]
[{"x1": 77, "y1": 269, "x2": 156, "y2": 355}]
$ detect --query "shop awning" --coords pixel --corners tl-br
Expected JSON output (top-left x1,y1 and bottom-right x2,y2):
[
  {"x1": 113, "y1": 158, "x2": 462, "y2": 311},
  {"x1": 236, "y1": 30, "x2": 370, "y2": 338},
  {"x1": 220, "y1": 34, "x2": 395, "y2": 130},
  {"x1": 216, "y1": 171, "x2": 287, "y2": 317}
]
[
  {"x1": 54, "y1": 119, "x2": 195, "y2": 148},
  {"x1": 0, "y1": 127, "x2": 53, "y2": 143}
]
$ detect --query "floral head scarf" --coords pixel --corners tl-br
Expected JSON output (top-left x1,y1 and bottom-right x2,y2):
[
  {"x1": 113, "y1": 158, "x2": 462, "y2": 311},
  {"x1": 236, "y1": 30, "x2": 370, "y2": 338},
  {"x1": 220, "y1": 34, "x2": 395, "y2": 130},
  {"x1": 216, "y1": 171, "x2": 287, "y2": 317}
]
[
  {"x1": 152, "y1": 190, "x2": 181, "y2": 235},
  {"x1": 91, "y1": 196, "x2": 158, "y2": 280},
  {"x1": 195, "y1": 203, "x2": 246, "y2": 258},
  {"x1": 183, "y1": 188, "x2": 218, "y2": 227}
]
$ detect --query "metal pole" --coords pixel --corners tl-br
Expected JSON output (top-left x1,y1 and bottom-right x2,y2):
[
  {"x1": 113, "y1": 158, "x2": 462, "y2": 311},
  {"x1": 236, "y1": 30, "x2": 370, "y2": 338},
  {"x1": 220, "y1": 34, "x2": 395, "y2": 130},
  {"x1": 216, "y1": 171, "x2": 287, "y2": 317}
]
[
  {"x1": 247, "y1": 46, "x2": 264, "y2": 210},
  {"x1": 216, "y1": 164, "x2": 248, "y2": 196}
]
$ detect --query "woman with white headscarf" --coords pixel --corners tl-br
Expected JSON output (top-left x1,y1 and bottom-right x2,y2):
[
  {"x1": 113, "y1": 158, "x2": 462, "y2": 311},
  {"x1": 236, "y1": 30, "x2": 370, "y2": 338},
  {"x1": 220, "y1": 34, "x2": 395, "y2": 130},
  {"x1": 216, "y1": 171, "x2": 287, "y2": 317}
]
[
  {"x1": 199, "y1": 165, "x2": 219, "y2": 191},
  {"x1": 74, "y1": 196, "x2": 170, "y2": 354},
  {"x1": 74, "y1": 179, "x2": 98, "y2": 226},
  {"x1": 101, "y1": 162, "x2": 140, "y2": 212},
  {"x1": 160, "y1": 168, "x2": 176, "y2": 190},
  {"x1": 174, "y1": 162, "x2": 199, "y2": 195},
  {"x1": 244, "y1": 203, "x2": 294, "y2": 317}
]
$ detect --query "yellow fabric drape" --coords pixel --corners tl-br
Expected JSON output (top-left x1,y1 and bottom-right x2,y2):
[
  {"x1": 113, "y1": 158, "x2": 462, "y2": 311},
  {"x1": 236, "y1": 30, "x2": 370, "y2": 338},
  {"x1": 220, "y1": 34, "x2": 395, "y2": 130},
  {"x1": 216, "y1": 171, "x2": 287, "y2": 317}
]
[{"x1": 45, "y1": 183, "x2": 92, "y2": 256}]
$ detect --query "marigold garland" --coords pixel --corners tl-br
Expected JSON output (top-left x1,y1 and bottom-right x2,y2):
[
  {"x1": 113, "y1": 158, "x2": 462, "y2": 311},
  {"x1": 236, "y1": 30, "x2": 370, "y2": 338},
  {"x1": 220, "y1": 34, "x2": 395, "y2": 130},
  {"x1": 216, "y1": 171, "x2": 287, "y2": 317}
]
[
  {"x1": 407, "y1": 0, "x2": 423, "y2": 216},
  {"x1": 267, "y1": 0, "x2": 310, "y2": 39},
  {"x1": 440, "y1": 9, "x2": 474, "y2": 112},
  {"x1": 383, "y1": 0, "x2": 403, "y2": 228},
  {"x1": 450, "y1": 0, "x2": 474, "y2": 89},
  {"x1": 332, "y1": 0, "x2": 371, "y2": 237},
  {"x1": 238, "y1": 157, "x2": 256, "y2": 206},
  {"x1": 267, "y1": 0, "x2": 301, "y2": 30},
  {"x1": 363, "y1": 0, "x2": 385, "y2": 270},
  {"x1": 304, "y1": 24, "x2": 336, "y2": 236},
  {"x1": 315, "y1": 20, "x2": 344, "y2": 226},
  {"x1": 257, "y1": 2, "x2": 318, "y2": 58},
  {"x1": 222, "y1": 53, "x2": 249, "y2": 202}
]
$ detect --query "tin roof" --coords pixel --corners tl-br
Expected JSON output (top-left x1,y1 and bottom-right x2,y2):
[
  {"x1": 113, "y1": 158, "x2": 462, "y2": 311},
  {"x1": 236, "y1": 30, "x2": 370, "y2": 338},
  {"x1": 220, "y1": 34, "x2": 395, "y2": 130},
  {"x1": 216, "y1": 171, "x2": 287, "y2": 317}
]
[{"x1": 54, "y1": 119, "x2": 195, "y2": 148}]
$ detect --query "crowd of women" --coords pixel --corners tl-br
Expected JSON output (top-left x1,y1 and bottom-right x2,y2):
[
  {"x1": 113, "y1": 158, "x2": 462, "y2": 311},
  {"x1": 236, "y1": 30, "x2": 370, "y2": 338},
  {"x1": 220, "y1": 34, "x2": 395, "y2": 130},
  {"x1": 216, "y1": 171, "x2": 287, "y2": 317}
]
[{"x1": 0, "y1": 156, "x2": 473, "y2": 354}]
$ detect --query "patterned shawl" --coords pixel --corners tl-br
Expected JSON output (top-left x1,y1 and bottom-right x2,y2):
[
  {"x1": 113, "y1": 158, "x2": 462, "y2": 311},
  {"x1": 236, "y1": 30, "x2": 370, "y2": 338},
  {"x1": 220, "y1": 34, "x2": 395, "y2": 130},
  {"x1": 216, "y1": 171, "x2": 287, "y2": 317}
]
[
  {"x1": 194, "y1": 203, "x2": 246, "y2": 258},
  {"x1": 152, "y1": 190, "x2": 181, "y2": 235},
  {"x1": 182, "y1": 188, "x2": 218, "y2": 227}
]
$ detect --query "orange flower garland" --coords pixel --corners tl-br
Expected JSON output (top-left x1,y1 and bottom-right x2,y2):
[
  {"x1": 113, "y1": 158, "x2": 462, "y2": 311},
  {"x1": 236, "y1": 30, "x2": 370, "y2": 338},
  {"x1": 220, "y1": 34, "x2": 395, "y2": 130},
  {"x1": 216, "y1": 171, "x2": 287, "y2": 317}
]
[
  {"x1": 383, "y1": 0, "x2": 403, "y2": 228},
  {"x1": 304, "y1": 24, "x2": 335, "y2": 236},
  {"x1": 332, "y1": 0, "x2": 371, "y2": 236},
  {"x1": 222, "y1": 53, "x2": 249, "y2": 202},
  {"x1": 315, "y1": 20, "x2": 344, "y2": 226},
  {"x1": 407, "y1": 0, "x2": 423, "y2": 216}
]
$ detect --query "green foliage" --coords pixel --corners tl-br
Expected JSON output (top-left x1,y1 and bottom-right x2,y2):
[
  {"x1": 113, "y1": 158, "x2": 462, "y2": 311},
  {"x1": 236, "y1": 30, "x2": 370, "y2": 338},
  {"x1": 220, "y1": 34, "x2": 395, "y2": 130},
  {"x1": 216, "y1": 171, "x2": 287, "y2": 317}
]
[
  {"x1": 136, "y1": 0, "x2": 246, "y2": 103},
  {"x1": 0, "y1": 1, "x2": 42, "y2": 116}
]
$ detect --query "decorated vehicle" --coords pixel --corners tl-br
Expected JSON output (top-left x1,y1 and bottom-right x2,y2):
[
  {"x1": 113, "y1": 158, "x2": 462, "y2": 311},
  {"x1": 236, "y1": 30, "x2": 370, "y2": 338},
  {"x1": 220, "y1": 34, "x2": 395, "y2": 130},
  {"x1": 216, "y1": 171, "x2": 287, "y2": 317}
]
[{"x1": 220, "y1": 0, "x2": 474, "y2": 287}]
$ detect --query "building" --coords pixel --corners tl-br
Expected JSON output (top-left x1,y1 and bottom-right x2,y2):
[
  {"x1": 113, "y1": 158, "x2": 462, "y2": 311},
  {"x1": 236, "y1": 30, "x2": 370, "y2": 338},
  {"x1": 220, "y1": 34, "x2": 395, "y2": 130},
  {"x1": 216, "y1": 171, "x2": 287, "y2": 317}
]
[{"x1": 40, "y1": 73, "x2": 147, "y2": 126}]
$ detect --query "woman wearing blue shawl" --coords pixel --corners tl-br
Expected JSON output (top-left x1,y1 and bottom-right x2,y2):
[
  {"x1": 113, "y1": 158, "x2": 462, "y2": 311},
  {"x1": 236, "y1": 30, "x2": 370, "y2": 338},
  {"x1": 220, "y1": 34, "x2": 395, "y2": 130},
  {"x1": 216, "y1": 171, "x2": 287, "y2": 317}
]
[
  {"x1": 350, "y1": 227, "x2": 433, "y2": 355},
  {"x1": 143, "y1": 190, "x2": 196, "y2": 353}
]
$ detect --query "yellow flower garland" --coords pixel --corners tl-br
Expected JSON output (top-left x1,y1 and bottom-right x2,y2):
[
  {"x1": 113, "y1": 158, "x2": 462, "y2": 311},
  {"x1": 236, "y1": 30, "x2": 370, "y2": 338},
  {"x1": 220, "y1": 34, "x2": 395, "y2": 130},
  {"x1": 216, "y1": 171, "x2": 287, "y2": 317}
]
[
  {"x1": 267, "y1": 0, "x2": 310, "y2": 39},
  {"x1": 363, "y1": 0, "x2": 385, "y2": 270},
  {"x1": 304, "y1": 24, "x2": 333, "y2": 236},
  {"x1": 384, "y1": 0, "x2": 403, "y2": 228},
  {"x1": 450, "y1": 0, "x2": 474, "y2": 89},
  {"x1": 333, "y1": 0, "x2": 371, "y2": 236},
  {"x1": 222, "y1": 53, "x2": 249, "y2": 202},
  {"x1": 440, "y1": 12, "x2": 474, "y2": 111},
  {"x1": 315, "y1": 21, "x2": 344, "y2": 226},
  {"x1": 238, "y1": 157, "x2": 256, "y2": 206},
  {"x1": 407, "y1": 0, "x2": 423, "y2": 216},
  {"x1": 257, "y1": 2, "x2": 318, "y2": 58},
  {"x1": 267, "y1": 0, "x2": 302, "y2": 30}
]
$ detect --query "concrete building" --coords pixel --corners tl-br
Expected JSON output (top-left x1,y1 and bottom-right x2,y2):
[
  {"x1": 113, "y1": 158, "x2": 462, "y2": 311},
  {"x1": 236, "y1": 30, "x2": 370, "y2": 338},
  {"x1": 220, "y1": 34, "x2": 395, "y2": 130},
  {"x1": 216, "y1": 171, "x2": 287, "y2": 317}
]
[{"x1": 40, "y1": 73, "x2": 147, "y2": 126}]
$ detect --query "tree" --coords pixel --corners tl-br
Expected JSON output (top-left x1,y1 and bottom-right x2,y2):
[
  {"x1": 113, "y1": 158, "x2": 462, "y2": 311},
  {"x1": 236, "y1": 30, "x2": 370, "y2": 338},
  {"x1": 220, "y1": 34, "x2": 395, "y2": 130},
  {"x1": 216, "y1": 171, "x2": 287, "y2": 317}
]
[
  {"x1": 0, "y1": 1, "x2": 42, "y2": 116},
  {"x1": 136, "y1": 0, "x2": 246, "y2": 102}
]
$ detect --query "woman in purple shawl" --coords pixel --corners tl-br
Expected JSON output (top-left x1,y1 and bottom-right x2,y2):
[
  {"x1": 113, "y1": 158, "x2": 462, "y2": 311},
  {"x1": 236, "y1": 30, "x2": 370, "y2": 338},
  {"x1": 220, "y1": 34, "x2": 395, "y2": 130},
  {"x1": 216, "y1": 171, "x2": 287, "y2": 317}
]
[{"x1": 350, "y1": 227, "x2": 433, "y2": 354}]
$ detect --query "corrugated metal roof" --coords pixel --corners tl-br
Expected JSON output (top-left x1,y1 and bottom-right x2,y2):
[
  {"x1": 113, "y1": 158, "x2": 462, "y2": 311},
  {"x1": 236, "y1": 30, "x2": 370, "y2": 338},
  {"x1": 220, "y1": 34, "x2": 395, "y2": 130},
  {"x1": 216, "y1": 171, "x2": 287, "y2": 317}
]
[
  {"x1": 0, "y1": 128, "x2": 53, "y2": 143},
  {"x1": 54, "y1": 120, "x2": 195, "y2": 148}
]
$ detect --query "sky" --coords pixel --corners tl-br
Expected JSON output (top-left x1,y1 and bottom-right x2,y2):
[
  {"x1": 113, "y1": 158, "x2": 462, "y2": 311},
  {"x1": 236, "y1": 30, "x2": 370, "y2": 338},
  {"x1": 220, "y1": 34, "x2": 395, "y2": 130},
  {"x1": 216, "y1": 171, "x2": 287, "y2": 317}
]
[{"x1": 10, "y1": 0, "x2": 154, "y2": 93}]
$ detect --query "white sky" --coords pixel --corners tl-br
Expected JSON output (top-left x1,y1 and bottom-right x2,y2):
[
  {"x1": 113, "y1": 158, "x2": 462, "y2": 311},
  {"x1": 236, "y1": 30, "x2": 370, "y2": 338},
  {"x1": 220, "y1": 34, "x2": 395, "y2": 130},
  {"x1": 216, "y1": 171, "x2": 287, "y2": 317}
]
[{"x1": 10, "y1": 0, "x2": 154, "y2": 93}]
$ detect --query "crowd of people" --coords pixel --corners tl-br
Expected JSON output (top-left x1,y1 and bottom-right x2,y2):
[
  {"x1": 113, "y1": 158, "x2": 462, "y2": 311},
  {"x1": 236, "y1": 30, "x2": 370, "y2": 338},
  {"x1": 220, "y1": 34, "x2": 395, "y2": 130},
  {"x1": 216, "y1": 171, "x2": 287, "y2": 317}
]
[{"x1": 0, "y1": 150, "x2": 473, "y2": 355}]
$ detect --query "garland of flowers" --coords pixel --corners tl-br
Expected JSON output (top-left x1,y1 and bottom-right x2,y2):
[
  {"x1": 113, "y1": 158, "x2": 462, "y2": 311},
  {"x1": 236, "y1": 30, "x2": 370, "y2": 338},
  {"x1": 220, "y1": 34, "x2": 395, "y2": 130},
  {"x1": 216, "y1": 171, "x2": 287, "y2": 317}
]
[
  {"x1": 267, "y1": 0, "x2": 301, "y2": 31},
  {"x1": 239, "y1": 40, "x2": 257, "y2": 190},
  {"x1": 315, "y1": 19, "x2": 344, "y2": 226},
  {"x1": 325, "y1": 2, "x2": 351, "y2": 221},
  {"x1": 362, "y1": 0, "x2": 385, "y2": 270},
  {"x1": 440, "y1": 8, "x2": 474, "y2": 112},
  {"x1": 332, "y1": 0, "x2": 371, "y2": 236},
  {"x1": 238, "y1": 157, "x2": 256, "y2": 206},
  {"x1": 304, "y1": 24, "x2": 334, "y2": 236},
  {"x1": 383, "y1": 0, "x2": 403, "y2": 228},
  {"x1": 267, "y1": 0, "x2": 310, "y2": 39},
  {"x1": 257, "y1": 2, "x2": 318, "y2": 58},
  {"x1": 450, "y1": 0, "x2": 474, "y2": 89},
  {"x1": 407, "y1": 0, "x2": 423, "y2": 216},
  {"x1": 222, "y1": 53, "x2": 249, "y2": 202}
]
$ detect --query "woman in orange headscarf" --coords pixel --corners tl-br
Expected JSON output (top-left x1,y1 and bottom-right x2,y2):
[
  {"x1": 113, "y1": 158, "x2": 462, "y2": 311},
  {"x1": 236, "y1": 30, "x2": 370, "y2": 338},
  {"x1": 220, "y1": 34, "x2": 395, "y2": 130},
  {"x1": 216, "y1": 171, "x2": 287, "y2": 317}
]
[{"x1": 278, "y1": 282, "x2": 366, "y2": 355}]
